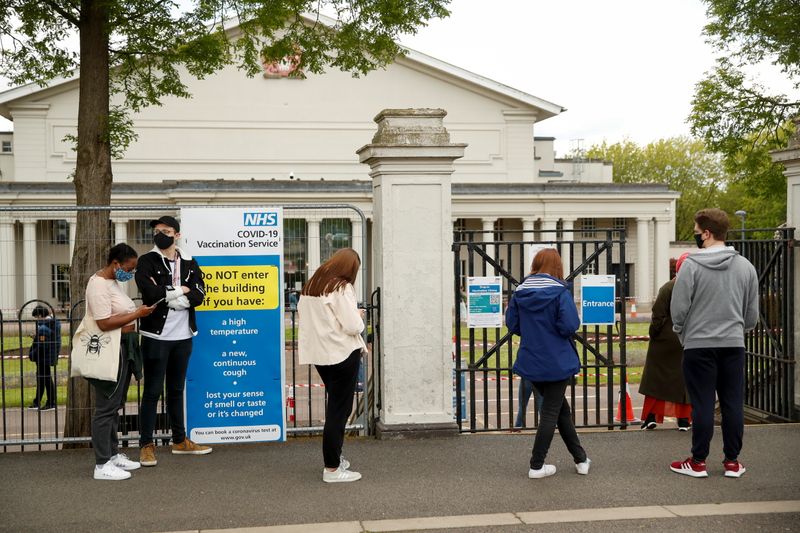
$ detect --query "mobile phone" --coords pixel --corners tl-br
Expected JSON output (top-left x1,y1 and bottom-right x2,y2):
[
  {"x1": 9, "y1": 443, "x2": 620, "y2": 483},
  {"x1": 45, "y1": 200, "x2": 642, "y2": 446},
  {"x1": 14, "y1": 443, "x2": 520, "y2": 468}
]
[{"x1": 152, "y1": 297, "x2": 166, "y2": 306}]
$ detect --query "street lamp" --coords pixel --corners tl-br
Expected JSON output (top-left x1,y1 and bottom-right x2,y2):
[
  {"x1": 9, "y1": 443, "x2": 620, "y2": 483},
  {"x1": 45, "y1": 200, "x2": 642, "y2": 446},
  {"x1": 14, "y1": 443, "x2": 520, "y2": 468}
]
[{"x1": 734, "y1": 210, "x2": 747, "y2": 240}]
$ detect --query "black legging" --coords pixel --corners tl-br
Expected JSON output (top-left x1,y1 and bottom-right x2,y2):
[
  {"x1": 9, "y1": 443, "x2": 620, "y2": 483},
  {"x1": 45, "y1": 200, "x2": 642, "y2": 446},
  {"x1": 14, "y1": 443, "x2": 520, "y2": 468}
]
[
  {"x1": 315, "y1": 349, "x2": 361, "y2": 469},
  {"x1": 34, "y1": 362, "x2": 56, "y2": 407}
]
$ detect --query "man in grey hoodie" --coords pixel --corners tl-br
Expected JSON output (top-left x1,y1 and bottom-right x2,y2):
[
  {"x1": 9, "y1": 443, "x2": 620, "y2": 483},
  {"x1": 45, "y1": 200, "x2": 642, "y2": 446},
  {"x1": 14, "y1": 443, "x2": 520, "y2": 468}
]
[{"x1": 669, "y1": 208, "x2": 758, "y2": 479}]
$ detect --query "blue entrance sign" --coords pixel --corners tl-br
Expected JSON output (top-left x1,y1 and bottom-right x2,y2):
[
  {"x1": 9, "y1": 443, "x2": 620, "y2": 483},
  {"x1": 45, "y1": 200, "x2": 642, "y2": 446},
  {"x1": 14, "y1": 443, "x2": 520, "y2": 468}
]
[
  {"x1": 180, "y1": 207, "x2": 285, "y2": 444},
  {"x1": 580, "y1": 275, "x2": 616, "y2": 326}
]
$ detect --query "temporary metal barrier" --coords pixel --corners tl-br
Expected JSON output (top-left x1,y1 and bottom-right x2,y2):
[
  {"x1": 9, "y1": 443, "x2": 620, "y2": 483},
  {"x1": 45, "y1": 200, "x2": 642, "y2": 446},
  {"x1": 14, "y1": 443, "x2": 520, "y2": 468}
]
[
  {"x1": 0, "y1": 204, "x2": 377, "y2": 451},
  {"x1": 453, "y1": 228, "x2": 629, "y2": 433}
]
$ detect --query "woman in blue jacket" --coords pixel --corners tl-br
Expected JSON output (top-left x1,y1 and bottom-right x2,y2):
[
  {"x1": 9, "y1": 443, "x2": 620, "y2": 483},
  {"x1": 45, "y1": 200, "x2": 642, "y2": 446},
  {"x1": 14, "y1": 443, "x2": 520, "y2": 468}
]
[{"x1": 506, "y1": 248, "x2": 590, "y2": 479}]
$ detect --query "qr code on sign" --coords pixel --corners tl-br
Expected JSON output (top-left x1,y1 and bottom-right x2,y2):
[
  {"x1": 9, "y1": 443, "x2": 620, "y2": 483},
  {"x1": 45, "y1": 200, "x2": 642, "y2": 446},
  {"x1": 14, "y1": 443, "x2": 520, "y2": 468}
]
[{"x1": 489, "y1": 295, "x2": 501, "y2": 305}]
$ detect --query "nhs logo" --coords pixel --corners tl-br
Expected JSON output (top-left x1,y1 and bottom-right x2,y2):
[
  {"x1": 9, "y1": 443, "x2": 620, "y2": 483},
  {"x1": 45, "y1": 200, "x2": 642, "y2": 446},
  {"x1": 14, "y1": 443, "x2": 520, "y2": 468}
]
[{"x1": 243, "y1": 212, "x2": 278, "y2": 226}]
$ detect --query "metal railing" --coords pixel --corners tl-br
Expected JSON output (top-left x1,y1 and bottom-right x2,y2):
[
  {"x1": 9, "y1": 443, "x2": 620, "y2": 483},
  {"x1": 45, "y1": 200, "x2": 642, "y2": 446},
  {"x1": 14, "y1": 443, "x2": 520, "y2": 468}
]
[
  {"x1": 453, "y1": 228, "x2": 630, "y2": 433},
  {"x1": 0, "y1": 204, "x2": 377, "y2": 451}
]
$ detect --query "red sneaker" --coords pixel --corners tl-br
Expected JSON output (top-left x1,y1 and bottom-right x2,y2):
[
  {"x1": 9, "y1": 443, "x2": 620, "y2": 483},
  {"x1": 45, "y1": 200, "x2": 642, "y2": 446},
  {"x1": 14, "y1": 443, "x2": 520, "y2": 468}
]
[
  {"x1": 670, "y1": 457, "x2": 708, "y2": 478},
  {"x1": 723, "y1": 460, "x2": 746, "y2": 478}
]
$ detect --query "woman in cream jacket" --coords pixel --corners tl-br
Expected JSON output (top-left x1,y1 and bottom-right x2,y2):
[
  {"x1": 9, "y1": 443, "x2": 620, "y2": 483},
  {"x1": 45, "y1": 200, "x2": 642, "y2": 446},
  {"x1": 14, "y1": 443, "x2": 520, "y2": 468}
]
[{"x1": 298, "y1": 248, "x2": 366, "y2": 483}]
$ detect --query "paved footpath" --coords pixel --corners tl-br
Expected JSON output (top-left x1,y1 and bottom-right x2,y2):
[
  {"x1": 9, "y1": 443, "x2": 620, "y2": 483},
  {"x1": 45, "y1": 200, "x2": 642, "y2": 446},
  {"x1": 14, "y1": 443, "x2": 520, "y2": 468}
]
[{"x1": 1, "y1": 424, "x2": 798, "y2": 533}]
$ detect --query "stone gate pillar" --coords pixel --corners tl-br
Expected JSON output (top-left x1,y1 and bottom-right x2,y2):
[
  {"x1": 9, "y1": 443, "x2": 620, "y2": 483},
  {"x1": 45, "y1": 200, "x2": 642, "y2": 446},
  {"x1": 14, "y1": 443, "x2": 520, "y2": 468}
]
[
  {"x1": 358, "y1": 109, "x2": 466, "y2": 437},
  {"x1": 770, "y1": 117, "x2": 800, "y2": 417}
]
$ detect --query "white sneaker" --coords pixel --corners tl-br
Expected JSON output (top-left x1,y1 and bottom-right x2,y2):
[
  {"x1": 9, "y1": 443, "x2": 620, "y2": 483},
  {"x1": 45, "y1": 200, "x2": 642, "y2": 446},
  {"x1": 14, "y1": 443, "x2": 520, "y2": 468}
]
[
  {"x1": 94, "y1": 460, "x2": 132, "y2": 481},
  {"x1": 528, "y1": 464, "x2": 556, "y2": 479},
  {"x1": 340, "y1": 456, "x2": 350, "y2": 470},
  {"x1": 576, "y1": 458, "x2": 591, "y2": 475},
  {"x1": 322, "y1": 465, "x2": 362, "y2": 483},
  {"x1": 111, "y1": 453, "x2": 141, "y2": 471}
]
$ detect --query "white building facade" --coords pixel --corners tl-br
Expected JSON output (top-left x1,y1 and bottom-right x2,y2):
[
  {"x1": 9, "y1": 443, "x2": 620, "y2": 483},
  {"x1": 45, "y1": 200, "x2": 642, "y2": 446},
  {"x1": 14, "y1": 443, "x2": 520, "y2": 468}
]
[{"x1": 0, "y1": 36, "x2": 678, "y2": 313}]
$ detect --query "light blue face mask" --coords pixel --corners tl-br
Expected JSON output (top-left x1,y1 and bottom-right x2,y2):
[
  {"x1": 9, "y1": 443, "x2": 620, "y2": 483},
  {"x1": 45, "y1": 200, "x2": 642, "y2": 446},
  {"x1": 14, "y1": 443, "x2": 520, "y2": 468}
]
[{"x1": 115, "y1": 268, "x2": 135, "y2": 283}]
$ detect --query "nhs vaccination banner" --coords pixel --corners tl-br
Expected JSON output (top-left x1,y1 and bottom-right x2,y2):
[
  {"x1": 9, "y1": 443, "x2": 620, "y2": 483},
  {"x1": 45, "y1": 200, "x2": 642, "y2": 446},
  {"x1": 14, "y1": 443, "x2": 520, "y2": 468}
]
[
  {"x1": 467, "y1": 276, "x2": 503, "y2": 328},
  {"x1": 180, "y1": 207, "x2": 285, "y2": 444},
  {"x1": 580, "y1": 274, "x2": 616, "y2": 326}
]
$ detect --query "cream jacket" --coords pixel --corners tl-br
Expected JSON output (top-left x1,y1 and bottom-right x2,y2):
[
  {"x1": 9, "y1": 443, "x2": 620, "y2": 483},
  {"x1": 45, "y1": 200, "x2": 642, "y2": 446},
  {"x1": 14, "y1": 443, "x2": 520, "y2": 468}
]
[{"x1": 298, "y1": 283, "x2": 367, "y2": 366}]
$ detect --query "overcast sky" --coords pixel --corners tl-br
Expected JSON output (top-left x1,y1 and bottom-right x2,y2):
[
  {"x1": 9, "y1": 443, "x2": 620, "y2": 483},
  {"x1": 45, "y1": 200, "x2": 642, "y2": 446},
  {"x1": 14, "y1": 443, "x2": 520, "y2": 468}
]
[
  {"x1": 401, "y1": 0, "x2": 723, "y2": 156},
  {"x1": 2, "y1": 0, "x2": 789, "y2": 157}
]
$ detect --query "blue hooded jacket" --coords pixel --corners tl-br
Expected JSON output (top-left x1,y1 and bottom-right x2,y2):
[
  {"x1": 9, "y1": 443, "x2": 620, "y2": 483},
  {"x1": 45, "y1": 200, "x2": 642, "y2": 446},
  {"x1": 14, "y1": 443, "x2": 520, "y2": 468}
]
[{"x1": 506, "y1": 273, "x2": 581, "y2": 382}]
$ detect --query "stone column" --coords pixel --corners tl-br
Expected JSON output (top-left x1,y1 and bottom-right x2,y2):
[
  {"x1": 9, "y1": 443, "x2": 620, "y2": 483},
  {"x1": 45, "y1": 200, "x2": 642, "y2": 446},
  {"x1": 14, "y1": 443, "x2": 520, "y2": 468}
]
[
  {"x1": 653, "y1": 217, "x2": 671, "y2": 291},
  {"x1": 521, "y1": 218, "x2": 536, "y2": 273},
  {"x1": 540, "y1": 217, "x2": 558, "y2": 241},
  {"x1": 22, "y1": 221, "x2": 37, "y2": 307},
  {"x1": 482, "y1": 217, "x2": 496, "y2": 264},
  {"x1": 636, "y1": 217, "x2": 652, "y2": 305},
  {"x1": 114, "y1": 220, "x2": 128, "y2": 245},
  {"x1": 358, "y1": 108, "x2": 466, "y2": 437},
  {"x1": 306, "y1": 217, "x2": 321, "y2": 283},
  {"x1": 350, "y1": 216, "x2": 364, "y2": 301},
  {"x1": 770, "y1": 117, "x2": 800, "y2": 416},
  {"x1": 0, "y1": 220, "x2": 16, "y2": 312},
  {"x1": 68, "y1": 220, "x2": 77, "y2": 260},
  {"x1": 561, "y1": 217, "x2": 575, "y2": 277}
]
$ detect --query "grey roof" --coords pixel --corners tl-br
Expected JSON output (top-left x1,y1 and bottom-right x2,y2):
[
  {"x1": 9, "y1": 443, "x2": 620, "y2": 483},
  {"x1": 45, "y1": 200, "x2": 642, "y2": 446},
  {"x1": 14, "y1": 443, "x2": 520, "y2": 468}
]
[{"x1": 0, "y1": 179, "x2": 678, "y2": 196}]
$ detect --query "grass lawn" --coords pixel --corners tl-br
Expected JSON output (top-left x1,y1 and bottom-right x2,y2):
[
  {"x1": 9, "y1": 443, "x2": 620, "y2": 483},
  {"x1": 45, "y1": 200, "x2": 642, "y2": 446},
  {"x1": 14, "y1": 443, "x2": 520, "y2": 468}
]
[{"x1": 455, "y1": 321, "x2": 651, "y2": 384}]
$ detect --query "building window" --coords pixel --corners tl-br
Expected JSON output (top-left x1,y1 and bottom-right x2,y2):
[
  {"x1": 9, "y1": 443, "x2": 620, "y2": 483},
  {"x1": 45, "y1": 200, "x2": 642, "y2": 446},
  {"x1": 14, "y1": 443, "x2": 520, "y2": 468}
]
[
  {"x1": 132, "y1": 220, "x2": 153, "y2": 244},
  {"x1": 51, "y1": 264, "x2": 70, "y2": 305},
  {"x1": 320, "y1": 218, "x2": 352, "y2": 263},
  {"x1": 284, "y1": 219, "x2": 307, "y2": 292},
  {"x1": 581, "y1": 218, "x2": 597, "y2": 239},
  {"x1": 1, "y1": 140, "x2": 11, "y2": 153},
  {"x1": 613, "y1": 217, "x2": 627, "y2": 230},
  {"x1": 50, "y1": 220, "x2": 69, "y2": 245},
  {"x1": 454, "y1": 218, "x2": 466, "y2": 232}
]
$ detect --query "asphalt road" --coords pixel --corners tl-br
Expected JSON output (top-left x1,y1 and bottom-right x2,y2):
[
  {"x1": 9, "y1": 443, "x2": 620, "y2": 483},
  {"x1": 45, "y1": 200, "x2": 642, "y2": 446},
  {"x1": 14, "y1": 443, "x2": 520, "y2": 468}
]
[{"x1": 1, "y1": 424, "x2": 797, "y2": 532}]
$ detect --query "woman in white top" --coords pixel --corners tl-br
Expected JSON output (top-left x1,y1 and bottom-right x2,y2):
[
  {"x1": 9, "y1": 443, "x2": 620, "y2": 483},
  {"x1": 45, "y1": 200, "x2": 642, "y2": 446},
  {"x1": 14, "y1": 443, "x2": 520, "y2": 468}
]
[
  {"x1": 298, "y1": 248, "x2": 366, "y2": 483},
  {"x1": 84, "y1": 244, "x2": 155, "y2": 480}
]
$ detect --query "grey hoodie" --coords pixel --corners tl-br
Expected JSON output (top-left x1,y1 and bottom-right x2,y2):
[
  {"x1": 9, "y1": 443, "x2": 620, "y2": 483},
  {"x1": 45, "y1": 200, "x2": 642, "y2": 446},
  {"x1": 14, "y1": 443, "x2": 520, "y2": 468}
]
[{"x1": 670, "y1": 246, "x2": 759, "y2": 349}]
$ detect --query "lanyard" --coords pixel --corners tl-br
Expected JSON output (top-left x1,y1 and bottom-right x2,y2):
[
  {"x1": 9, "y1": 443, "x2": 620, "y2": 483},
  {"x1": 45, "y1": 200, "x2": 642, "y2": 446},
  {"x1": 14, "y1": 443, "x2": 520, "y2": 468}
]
[{"x1": 168, "y1": 253, "x2": 181, "y2": 287}]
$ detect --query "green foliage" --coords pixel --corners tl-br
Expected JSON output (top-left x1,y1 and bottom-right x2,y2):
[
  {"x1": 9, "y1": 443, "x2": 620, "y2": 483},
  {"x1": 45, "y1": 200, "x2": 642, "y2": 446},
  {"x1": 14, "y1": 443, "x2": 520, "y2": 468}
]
[
  {"x1": 690, "y1": 1, "x2": 800, "y2": 157},
  {"x1": 586, "y1": 137, "x2": 729, "y2": 240},
  {"x1": 0, "y1": 0, "x2": 451, "y2": 156},
  {"x1": 715, "y1": 125, "x2": 793, "y2": 229}
]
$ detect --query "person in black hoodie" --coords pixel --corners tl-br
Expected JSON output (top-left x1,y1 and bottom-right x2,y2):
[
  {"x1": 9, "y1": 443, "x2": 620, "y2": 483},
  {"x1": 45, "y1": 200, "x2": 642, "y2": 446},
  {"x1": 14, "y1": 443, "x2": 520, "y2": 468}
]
[
  {"x1": 134, "y1": 215, "x2": 210, "y2": 467},
  {"x1": 28, "y1": 304, "x2": 61, "y2": 410},
  {"x1": 505, "y1": 248, "x2": 590, "y2": 479}
]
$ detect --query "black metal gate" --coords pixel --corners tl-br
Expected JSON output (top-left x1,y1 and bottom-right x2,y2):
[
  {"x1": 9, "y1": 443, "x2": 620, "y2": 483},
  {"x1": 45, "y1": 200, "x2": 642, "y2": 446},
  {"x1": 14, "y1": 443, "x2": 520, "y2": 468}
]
[
  {"x1": 729, "y1": 227, "x2": 796, "y2": 421},
  {"x1": 453, "y1": 228, "x2": 629, "y2": 432}
]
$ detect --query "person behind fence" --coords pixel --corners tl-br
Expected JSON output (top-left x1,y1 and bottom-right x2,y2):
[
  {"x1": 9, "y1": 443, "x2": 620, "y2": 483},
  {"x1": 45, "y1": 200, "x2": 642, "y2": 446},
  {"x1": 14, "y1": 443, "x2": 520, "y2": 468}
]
[
  {"x1": 669, "y1": 208, "x2": 758, "y2": 479},
  {"x1": 298, "y1": 248, "x2": 366, "y2": 483},
  {"x1": 505, "y1": 248, "x2": 590, "y2": 479},
  {"x1": 639, "y1": 252, "x2": 692, "y2": 431},
  {"x1": 135, "y1": 215, "x2": 210, "y2": 467},
  {"x1": 85, "y1": 243, "x2": 155, "y2": 480},
  {"x1": 28, "y1": 304, "x2": 61, "y2": 411}
]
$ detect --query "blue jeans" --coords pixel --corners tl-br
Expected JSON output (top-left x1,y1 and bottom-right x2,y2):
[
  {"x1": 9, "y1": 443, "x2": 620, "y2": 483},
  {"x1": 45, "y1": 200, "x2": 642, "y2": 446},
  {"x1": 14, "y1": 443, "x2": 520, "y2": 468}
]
[{"x1": 515, "y1": 377, "x2": 544, "y2": 428}]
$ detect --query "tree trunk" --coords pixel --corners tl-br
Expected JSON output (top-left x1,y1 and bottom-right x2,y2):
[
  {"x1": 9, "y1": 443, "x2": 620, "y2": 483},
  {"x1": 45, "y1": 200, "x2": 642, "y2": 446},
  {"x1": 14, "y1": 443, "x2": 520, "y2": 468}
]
[{"x1": 64, "y1": 0, "x2": 112, "y2": 445}]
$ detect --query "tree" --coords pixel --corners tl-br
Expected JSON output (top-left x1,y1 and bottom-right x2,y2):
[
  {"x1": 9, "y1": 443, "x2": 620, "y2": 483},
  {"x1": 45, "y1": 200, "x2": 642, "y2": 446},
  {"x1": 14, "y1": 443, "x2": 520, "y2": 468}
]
[
  {"x1": 690, "y1": 0, "x2": 800, "y2": 157},
  {"x1": 0, "y1": 0, "x2": 450, "y2": 441},
  {"x1": 715, "y1": 126, "x2": 793, "y2": 231},
  {"x1": 587, "y1": 137, "x2": 729, "y2": 240}
]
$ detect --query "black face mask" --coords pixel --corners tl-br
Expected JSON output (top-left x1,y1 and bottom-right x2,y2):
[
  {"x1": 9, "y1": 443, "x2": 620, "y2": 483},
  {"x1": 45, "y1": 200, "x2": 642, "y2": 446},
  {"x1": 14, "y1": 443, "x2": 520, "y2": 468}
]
[
  {"x1": 693, "y1": 233, "x2": 705, "y2": 249},
  {"x1": 154, "y1": 232, "x2": 175, "y2": 250}
]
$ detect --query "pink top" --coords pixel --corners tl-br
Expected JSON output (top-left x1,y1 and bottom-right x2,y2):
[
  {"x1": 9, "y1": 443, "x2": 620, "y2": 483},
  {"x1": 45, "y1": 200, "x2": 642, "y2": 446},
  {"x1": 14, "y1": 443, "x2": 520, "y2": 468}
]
[{"x1": 85, "y1": 274, "x2": 136, "y2": 326}]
